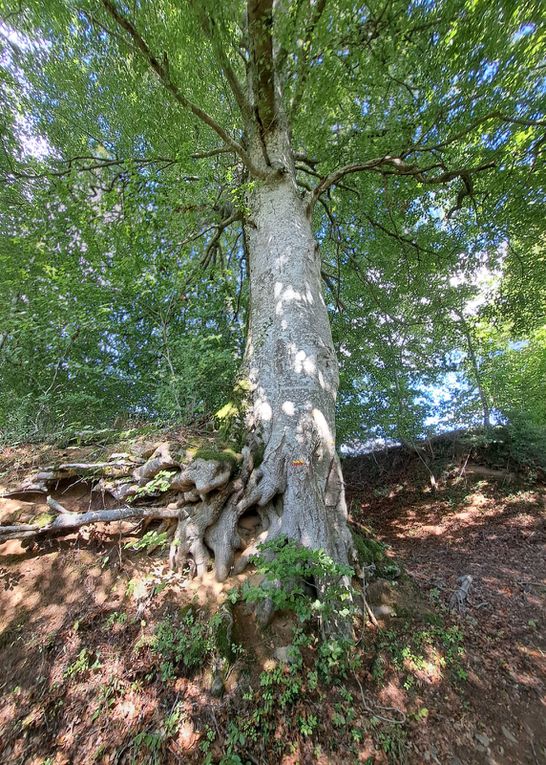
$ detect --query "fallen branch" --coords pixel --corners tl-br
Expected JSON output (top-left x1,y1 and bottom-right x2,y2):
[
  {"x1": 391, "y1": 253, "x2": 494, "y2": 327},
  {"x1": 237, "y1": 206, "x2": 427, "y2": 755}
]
[
  {"x1": 449, "y1": 574, "x2": 473, "y2": 612},
  {"x1": 353, "y1": 672, "x2": 406, "y2": 725},
  {"x1": 360, "y1": 563, "x2": 379, "y2": 627},
  {"x1": 0, "y1": 497, "x2": 183, "y2": 543}
]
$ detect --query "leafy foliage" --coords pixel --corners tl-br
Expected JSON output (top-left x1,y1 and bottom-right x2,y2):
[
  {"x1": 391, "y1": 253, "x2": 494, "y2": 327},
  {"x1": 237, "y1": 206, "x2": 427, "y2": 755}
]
[
  {"x1": 0, "y1": 0, "x2": 544, "y2": 446},
  {"x1": 242, "y1": 536, "x2": 355, "y2": 625}
]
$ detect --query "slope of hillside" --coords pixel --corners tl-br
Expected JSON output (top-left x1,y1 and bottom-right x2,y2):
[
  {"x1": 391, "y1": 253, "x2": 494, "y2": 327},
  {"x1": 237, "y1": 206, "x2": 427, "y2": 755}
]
[{"x1": 0, "y1": 429, "x2": 544, "y2": 764}]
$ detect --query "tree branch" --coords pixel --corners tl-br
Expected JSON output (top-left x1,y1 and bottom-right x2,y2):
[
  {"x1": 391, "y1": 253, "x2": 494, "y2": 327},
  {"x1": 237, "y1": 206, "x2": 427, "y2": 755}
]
[
  {"x1": 202, "y1": 211, "x2": 243, "y2": 269},
  {"x1": 101, "y1": 0, "x2": 267, "y2": 177},
  {"x1": 4, "y1": 155, "x2": 191, "y2": 182},
  {"x1": 190, "y1": 2, "x2": 253, "y2": 123},
  {"x1": 358, "y1": 209, "x2": 440, "y2": 257},
  {"x1": 248, "y1": 0, "x2": 276, "y2": 131},
  {"x1": 289, "y1": 0, "x2": 328, "y2": 117},
  {"x1": 0, "y1": 496, "x2": 183, "y2": 543},
  {"x1": 409, "y1": 111, "x2": 546, "y2": 154},
  {"x1": 190, "y1": 146, "x2": 235, "y2": 159},
  {"x1": 308, "y1": 155, "x2": 495, "y2": 213}
]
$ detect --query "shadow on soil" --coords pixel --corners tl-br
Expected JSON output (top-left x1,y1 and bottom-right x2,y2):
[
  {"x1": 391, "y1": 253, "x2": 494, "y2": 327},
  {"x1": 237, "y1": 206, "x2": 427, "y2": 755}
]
[{"x1": 0, "y1": 441, "x2": 544, "y2": 765}]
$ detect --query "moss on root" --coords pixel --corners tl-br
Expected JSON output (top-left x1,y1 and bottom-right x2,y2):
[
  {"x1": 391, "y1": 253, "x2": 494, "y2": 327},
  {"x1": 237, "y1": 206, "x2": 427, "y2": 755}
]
[
  {"x1": 352, "y1": 529, "x2": 401, "y2": 579},
  {"x1": 189, "y1": 446, "x2": 242, "y2": 467},
  {"x1": 33, "y1": 512, "x2": 54, "y2": 528}
]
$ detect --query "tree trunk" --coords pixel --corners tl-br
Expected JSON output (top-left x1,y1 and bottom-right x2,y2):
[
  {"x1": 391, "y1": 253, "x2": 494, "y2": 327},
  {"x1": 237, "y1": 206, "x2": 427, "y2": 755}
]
[
  {"x1": 166, "y1": 132, "x2": 354, "y2": 588},
  {"x1": 232, "y1": 134, "x2": 353, "y2": 572},
  {"x1": 454, "y1": 309, "x2": 491, "y2": 430}
]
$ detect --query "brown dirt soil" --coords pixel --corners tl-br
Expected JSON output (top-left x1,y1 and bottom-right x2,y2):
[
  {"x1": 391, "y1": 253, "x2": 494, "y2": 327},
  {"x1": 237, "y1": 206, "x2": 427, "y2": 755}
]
[{"x1": 0, "y1": 437, "x2": 544, "y2": 764}]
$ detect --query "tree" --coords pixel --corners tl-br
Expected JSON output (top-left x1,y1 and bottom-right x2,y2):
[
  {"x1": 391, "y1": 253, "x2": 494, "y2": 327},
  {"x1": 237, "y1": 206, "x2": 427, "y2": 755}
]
[{"x1": 1, "y1": 0, "x2": 544, "y2": 579}]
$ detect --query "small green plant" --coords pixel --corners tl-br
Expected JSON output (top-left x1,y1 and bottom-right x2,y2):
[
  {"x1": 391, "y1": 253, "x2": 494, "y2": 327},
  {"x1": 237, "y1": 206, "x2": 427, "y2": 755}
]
[
  {"x1": 130, "y1": 730, "x2": 163, "y2": 765},
  {"x1": 150, "y1": 605, "x2": 235, "y2": 681},
  {"x1": 64, "y1": 648, "x2": 102, "y2": 679},
  {"x1": 199, "y1": 724, "x2": 216, "y2": 763},
  {"x1": 92, "y1": 677, "x2": 123, "y2": 721},
  {"x1": 378, "y1": 725, "x2": 407, "y2": 759},
  {"x1": 124, "y1": 529, "x2": 169, "y2": 553},
  {"x1": 132, "y1": 470, "x2": 176, "y2": 500},
  {"x1": 242, "y1": 536, "x2": 355, "y2": 627},
  {"x1": 298, "y1": 713, "x2": 318, "y2": 737},
  {"x1": 103, "y1": 610, "x2": 128, "y2": 630},
  {"x1": 375, "y1": 621, "x2": 467, "y2": 691}
]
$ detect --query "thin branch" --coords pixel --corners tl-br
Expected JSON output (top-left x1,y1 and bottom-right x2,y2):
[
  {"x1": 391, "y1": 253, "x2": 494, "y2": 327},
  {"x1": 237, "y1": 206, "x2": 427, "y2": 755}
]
[
  {"x1": 321, "y1": 269, "x2": 345, "y2": 312},
  {"x1": 5, "y1": 155, "x2": 188, "y2": 182},
  {"x1": 191, "y1": 146, "x2": 235, "y2": 159},
  {"x1": 190, "y1": 2, "x2": 253, "y2": 123},
  {"x1": 79, "y1": 7, "x2": 138, "y2": 52},
  {"x1": 410, "y1": 111, "x2": 546, "y2": 154},
  {"x1": 297, "y1": 161, "x2": 358, "y2": 193},
  {"x1": 293, "y1": 151, "x2": 318, "y2": 167},
  {"x1": 308, "y1": 155, "x2": 495, "y2": 212},
  {"x1": 309, "y1": 157, "x2": 389, "y2": 207},
  {"x1": 0, "y1": 498, "x2": 183, "y2": 543},
  {"x1": 359, "y1": 209, "x2": 439, "y2": 257},
  {"x1": 101, "y1": 0, "x2": 267, "y2": 177},
  {"x1": 289, "y1": 0, "x2": 328, "y2": 117},
  {"x1": 202, "y1": 211, "x2": 242, "y2": 269}
]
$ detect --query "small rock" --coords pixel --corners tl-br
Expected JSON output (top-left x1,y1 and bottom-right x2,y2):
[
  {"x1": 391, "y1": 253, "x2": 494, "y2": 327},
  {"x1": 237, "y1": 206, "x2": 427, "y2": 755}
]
[
  {"x1": 372, "y1": 604, "x2": 396, "y2": 618},
  {"x1": 475, "y1": 732, "x2": 491, "y2": 749},
  {"x1": 273, "y1": 646, "x2": 292, "y2": 664},
  {"x1": 210, "y1": 670, "x2": 224, "y2": 698},
  {"x1": 501, "y1": 726, "x2": 517, "y2": 744}
]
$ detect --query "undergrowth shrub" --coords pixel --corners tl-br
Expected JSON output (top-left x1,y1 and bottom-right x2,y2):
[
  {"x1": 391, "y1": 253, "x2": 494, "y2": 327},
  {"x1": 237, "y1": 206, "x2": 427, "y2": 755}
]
[
  {"x1": 202, "y1": 538, "x2": 363, "y2": 763},
  {"x1": 150, "y1": 606, "x2": 233, "y2": 681},
  {"x1": 240, "y1": 536, "x2": 356, "y2": 627}
]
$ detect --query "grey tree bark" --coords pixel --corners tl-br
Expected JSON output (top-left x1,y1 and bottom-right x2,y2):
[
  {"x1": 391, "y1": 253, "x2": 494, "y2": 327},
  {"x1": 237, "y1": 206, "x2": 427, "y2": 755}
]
[
  {"x1": 234, "y1": 132, "x2": 353, "y2": 573},
  {"x1": 171, "y1": 131, "x2": 354, "y2": 584}
]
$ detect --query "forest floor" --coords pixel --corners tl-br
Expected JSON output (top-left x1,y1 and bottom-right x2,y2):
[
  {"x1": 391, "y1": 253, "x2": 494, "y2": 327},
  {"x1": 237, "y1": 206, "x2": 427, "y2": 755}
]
[{"x1": 0, "y1": 431, "x2": 544, "y2": 764}]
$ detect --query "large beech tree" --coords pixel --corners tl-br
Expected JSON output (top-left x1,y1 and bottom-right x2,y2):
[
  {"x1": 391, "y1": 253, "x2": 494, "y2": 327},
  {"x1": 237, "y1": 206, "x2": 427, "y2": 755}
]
[{"x1": 1, "y1": 0, "x2": 544, "y2": 577}]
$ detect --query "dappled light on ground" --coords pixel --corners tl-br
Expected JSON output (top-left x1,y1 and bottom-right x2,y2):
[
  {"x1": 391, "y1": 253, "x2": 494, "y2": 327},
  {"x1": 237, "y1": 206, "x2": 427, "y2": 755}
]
[{"x1": 0, "y1": 436, "x2": 544, "y2": 763}]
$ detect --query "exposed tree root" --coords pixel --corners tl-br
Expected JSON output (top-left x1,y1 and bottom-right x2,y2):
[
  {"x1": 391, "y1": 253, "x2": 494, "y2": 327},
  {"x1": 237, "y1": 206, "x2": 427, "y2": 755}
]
[
  {"x1": 0, "y1": 497, "x2": 183, "y2": 543},
  {"x1": 1, "y1": 435, "x2": 354, "y2": 607}
]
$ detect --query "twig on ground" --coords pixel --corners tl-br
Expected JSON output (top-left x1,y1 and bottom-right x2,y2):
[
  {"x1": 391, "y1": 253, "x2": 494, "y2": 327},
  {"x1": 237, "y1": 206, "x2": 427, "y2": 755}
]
[
  {"x1": 449, "y1": 574, "x2": 473, "y2": 612},
  {"x1": 0, "y1": 500, "x2": 183, "y2": 543},
  {"x1": 360, "y1": 563, "x2": 379, "y2": 627},
  {"x1": 353, "y1": 672, "x2": 406, "y2": 725}
]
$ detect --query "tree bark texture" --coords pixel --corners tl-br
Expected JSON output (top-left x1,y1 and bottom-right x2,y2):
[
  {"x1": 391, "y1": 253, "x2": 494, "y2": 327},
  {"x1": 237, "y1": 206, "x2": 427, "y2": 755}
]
[{"x1": 233, "y1": 133, "x2": 353, "y2": 571}]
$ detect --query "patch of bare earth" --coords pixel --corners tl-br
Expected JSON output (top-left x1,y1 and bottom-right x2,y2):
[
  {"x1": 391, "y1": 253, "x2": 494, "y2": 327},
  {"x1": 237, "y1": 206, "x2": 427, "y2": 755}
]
[{"x1": 348, "y1": 458, "x2": 545, "y2": 765}]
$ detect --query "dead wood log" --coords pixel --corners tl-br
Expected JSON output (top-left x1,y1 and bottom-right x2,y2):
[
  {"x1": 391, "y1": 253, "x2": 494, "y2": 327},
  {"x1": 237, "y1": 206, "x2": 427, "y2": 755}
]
[
  {"x1": 2, "y1": 461, "x2": 139, "y2": 498},
  {"x1": 0, "y1": 496, "x2": 184, "y2": 543}
]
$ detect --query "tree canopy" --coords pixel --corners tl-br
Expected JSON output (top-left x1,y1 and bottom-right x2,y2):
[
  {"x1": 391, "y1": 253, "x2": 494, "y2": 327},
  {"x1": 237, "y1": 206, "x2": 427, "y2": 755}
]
[{"x1": 0, "y1": 0, "x2": 544, "y2": 446}]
